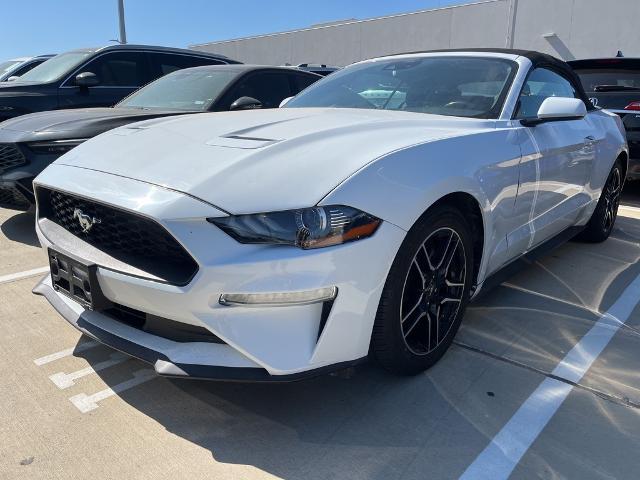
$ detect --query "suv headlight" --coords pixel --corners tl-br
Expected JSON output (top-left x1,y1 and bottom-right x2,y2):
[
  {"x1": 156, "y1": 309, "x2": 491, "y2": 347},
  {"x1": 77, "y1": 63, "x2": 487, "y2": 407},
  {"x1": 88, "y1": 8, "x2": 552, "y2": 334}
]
[
  {"x1": 26, "y1": 138, "x2": 88, "y2": 154},
  {"x1": 208, "y1": 205, "x2": 381, "y2": 249}
]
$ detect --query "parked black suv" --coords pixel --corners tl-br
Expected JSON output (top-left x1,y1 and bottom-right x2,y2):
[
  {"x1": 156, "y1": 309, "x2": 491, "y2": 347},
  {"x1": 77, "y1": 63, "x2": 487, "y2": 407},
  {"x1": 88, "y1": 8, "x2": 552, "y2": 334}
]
[
  {"x1": 0, "y1": 44, "x2": 239, "y2": 123},
  {"x1": 569, "y1": 57, "x2": 640, "y2": 180},
  {"x1": 0, "y1": 65, "x2": 321, "y2": 210}
]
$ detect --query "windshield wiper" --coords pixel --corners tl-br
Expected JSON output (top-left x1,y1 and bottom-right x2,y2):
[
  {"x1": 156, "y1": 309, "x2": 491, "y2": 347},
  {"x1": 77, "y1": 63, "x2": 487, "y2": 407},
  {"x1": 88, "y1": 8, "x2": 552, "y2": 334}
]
[{"x1": 593, "y1": 84, "x2": 640, "y2": 92}]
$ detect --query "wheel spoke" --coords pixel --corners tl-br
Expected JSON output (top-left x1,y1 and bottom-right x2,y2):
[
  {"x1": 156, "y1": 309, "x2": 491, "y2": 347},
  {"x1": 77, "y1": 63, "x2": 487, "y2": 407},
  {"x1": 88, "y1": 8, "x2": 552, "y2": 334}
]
[
  {"x1": 441, "y1": 297, "x2": 462, "y2": 304},
  {"x1": 437, "y1": 231, "x2": 460, "y2": 271},
  {"x1": 403, "y1": 311, "x2": 426, "y2": 338},
  {"x1": 422, "y1": 245, "x2": 435, "y2": 271},
  {"x1": 412, "y1": 259, "x2": 426, "y2": 284},
  {"x1": 402, "y1": 294, "x2": 423, "y2": 324}
]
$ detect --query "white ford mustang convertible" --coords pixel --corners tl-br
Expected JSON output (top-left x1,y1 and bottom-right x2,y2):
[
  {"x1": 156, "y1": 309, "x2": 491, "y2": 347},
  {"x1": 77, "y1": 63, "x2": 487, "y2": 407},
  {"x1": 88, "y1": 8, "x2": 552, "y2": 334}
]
[{"x1": 33, "y1": 49, "x2": 627, "y2": 380}]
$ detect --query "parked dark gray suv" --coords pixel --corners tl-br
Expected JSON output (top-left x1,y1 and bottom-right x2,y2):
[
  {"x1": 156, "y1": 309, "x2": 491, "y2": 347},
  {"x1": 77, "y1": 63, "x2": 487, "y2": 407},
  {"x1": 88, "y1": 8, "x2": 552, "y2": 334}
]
[{"x1": 0, "y1": 44, "x2": 239, "y2": 123}]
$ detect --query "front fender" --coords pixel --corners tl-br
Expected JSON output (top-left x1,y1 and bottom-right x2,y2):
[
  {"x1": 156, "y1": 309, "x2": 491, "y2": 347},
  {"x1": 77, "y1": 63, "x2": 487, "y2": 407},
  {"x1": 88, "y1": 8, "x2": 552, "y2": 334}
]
[{"x1": 321, "y1": 128, "x2": 523, "y2": 283}]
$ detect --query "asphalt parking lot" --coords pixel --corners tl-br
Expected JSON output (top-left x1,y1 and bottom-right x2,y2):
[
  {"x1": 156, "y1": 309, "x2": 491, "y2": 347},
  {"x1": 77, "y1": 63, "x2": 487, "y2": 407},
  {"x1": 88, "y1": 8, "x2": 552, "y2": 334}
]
[{"x1": 2, "y1": 187, "x2": 640, "y2": 480}]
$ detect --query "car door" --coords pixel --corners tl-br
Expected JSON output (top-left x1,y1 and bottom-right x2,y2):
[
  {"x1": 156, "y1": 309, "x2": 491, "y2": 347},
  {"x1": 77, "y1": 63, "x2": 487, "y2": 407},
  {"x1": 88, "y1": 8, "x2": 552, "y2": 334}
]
[
  {"x1": 509, "y1": 67, "x2": 599, "y2": 253},
  {"x1": 214, "y1": 70, "x2": 293, "y2": 111},
  {"x1": 58, "y1": 51, "x2": 150, "y2": 109}
]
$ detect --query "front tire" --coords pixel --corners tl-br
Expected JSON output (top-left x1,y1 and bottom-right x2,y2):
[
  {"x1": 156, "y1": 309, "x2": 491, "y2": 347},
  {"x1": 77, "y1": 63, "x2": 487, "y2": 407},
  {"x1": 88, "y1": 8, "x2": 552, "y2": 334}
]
[
  {"x1": 576, "y1": 159, "x2": 624, "y2": 243},
  {"x1": 371, "y1": 206, "x2": 474, "y2": 375}
]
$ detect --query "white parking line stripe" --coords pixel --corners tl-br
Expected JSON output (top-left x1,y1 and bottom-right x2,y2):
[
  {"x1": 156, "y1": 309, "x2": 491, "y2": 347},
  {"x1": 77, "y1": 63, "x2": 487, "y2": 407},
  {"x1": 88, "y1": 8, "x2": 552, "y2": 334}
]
[
  {"x1": 48, "y1": 352, "x2": 129, "y2": 389},
  {"x1": 0, "y1": 266, "x2": 49, "y2": 285},
  {"x1": 620, "y1": 205, "x2": 640, "y2": 214},
  {"x1": 460, "y1": 272, "x2": 640, "y2": 480},
  {"x1": 34, "y1": 340, "x2": 99, "y2": 366},
  {"x1": 69, "y1": 369, "x2": 156, "y2": 413}
]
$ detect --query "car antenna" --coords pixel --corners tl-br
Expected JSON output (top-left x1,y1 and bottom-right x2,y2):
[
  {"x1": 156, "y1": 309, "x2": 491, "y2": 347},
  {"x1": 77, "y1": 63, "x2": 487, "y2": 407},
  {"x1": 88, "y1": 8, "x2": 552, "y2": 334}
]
[{"x1": 616, "y1": 50, "x2": 624, "y2": 57}]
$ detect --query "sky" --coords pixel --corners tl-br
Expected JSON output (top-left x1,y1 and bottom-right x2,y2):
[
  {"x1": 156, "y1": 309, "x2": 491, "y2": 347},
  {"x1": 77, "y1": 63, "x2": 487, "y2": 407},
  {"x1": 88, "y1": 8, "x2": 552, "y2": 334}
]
[{"x1": 0, "y1": 0, "x2": 466, "y2": 60}]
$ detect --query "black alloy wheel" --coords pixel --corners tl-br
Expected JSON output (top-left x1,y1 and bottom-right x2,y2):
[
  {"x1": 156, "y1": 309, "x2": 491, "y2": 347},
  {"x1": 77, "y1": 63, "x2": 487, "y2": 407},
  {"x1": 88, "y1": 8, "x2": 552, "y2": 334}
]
[{"x1": 371, "y1": 205, "x2": 474, "y2": 374}]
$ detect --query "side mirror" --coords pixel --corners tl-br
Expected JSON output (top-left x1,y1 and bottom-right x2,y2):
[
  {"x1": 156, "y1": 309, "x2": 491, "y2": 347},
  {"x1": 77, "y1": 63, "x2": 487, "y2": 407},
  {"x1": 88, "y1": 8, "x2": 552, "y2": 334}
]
[
  {"x1": 522, "y1": 97, "x2": 587, "y2": 126},
  {"x1": 75, "y1": 71, "x2": 100, "y2": 88},
  {"x1": 6, "y1": 76, "x2": 19, "y2": 82},
  {"x1": 279, "y1": 96, "x2": 293, "y2": 108},
  {"x1": 230, "y1": 96, "x2": 262, "y2": 111}
]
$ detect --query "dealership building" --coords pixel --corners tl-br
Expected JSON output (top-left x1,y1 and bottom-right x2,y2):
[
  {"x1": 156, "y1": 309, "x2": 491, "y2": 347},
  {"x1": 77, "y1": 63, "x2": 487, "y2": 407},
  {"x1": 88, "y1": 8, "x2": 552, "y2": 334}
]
[{"x1": 191, "y1": 0, "x2": 639, "y2": 66}]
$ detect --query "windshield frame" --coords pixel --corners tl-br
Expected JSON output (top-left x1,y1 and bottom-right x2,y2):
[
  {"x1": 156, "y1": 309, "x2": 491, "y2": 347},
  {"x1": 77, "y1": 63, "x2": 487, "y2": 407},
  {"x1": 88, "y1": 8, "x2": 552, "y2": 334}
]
[{"x1": 285, "y1": 54, "x2": 519, "y2": 120}]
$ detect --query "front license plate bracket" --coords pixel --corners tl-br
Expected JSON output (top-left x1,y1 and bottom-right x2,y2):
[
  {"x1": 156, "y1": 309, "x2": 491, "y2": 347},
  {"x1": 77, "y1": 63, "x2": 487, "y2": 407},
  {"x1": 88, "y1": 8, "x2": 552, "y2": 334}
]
[{"x1": 48, "y1": 249, "x2": 111, "y2": 311}]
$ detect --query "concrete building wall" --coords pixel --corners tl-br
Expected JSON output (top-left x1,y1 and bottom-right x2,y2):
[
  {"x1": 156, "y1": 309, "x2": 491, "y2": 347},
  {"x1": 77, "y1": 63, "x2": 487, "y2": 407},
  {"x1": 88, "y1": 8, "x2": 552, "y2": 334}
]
[{"x1": 191, "y1": 0, "x2": 640, "y2": 66}]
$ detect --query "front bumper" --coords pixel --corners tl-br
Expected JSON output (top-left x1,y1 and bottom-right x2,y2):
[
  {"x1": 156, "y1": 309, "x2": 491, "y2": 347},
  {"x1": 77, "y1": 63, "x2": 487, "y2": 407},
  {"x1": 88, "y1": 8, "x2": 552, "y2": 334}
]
[
  {"x1": 0, "y1": 143, "x2": 61, "y2": 209},
  {"x1": 33, "y1": 276, "x2": 364, "y2": 381},
  {"x1": 34, "y1": 164, "x2": 406, "y2": 380},
  {"x1": 0, "y1": 179, "x2": 32, "y2": 210}
]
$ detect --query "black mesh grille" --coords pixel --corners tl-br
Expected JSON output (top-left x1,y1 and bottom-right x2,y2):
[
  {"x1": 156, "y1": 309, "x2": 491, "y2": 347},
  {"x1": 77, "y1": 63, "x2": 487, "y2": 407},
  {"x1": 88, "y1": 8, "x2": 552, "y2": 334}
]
[
  {"x1": 0, "y1": 185, "x2": 30, "y2": 210},
  {"x1": 40, "y1": 188, "x2": 198, "y2": 285},
  {"x1": 0, "y1": 144, "x2": 26, "y2": 173}
]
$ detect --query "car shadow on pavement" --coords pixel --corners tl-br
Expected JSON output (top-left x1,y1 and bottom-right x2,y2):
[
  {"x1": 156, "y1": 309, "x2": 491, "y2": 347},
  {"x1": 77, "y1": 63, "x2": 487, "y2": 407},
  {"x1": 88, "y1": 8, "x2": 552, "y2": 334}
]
[
  {"x1": 74, "y1": 213, "x2": 640, "y2": 479},
  {"x1": 0, "y1": 210, "x2": 39, "y2": 247},
  {"x1": 81, "y1": 353, "x2": 495, "y2": 479}
]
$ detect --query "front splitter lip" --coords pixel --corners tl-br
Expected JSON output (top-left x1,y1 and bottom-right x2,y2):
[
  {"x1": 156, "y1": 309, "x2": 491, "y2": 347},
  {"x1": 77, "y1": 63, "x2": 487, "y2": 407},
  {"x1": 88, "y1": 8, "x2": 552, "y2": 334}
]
[{"x1": 33, "y1": 276, "x2": 366, "y2": 382}]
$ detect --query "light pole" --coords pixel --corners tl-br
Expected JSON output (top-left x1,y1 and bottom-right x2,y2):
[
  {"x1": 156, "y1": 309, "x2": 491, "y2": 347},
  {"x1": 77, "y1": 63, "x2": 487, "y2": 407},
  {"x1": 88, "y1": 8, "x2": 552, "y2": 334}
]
[
  {"x1": 118, "y1": 0, "x2": 127, "y2": 44},
  {"x1": 505, "y1": 0, "x2": 519, "y2": 49}
]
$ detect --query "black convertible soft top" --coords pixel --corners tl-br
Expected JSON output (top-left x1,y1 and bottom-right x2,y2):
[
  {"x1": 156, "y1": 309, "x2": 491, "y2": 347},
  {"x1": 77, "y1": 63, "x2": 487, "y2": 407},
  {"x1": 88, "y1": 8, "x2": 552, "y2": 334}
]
[{"x1": 389, "y1": 48, "x2": 594, "y2": 110}]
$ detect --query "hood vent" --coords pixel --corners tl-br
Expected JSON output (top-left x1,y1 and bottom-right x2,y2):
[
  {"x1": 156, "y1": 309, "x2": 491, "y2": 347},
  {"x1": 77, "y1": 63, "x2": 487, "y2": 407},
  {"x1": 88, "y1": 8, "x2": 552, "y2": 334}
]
[{"x1": 206, "y1": 134, "x2": 280, "y2": 150}]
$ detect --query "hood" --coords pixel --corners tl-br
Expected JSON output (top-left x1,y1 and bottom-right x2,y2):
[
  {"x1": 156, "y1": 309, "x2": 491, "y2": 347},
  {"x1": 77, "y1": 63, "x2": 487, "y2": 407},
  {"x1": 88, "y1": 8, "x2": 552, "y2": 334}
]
[
  {"x1": 0, "y1": 81, "x2": 47, "y2": 91},
  {"x1": 0, "y1": 107, "x2": 187, "y2": 142},
  {"x1": 56, "y1": 108, "x2": 495, "y2": 214}
]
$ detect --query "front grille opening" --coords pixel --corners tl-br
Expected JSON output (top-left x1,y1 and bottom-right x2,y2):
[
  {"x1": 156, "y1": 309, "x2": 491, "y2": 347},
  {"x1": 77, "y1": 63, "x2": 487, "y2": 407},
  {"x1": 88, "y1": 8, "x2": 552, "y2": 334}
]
[
  {"x1": 37, "y1": 187, "x2": 199, "y2": 285},
  {"x1": 105, "y1": 303, "x2": 225, "y2": 344},
  {"x1": 0, "y1": 185, "x2": 31, "y2": 210},
  {"x1": 0, "y1": 144, "x2": 27, "y2": 173}
]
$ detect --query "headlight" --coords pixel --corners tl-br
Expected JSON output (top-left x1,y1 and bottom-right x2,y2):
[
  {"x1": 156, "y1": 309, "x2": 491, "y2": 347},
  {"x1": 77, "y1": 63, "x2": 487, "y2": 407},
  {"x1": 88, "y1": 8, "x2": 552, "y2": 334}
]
[
  {"x1": 208, "y1": 205, "x2": 381, "y2": 249},
  {"x1": 26, "y1": 138, "x2": 88, "y2": 154}
]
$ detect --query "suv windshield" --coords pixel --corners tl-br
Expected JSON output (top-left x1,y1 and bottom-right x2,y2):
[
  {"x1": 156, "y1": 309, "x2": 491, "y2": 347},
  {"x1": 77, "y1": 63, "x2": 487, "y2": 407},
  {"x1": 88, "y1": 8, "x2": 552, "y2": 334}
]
[
  {"x1": 17, "y1": 51, "x2": 92, "y2": 83},
  {"x1": 118, "y1": 68, "x2": 238, "y2": 111},
  {"x1": 286, "y1": 56, "x2": 517, "y2": 118}
]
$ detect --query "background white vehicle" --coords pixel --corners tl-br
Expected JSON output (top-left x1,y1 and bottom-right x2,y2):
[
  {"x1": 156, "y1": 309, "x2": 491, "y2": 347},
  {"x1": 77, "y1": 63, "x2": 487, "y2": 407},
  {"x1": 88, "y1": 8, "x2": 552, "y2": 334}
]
[{"x1": 32, "y1": 49, "x2": 627, "y2": 380}]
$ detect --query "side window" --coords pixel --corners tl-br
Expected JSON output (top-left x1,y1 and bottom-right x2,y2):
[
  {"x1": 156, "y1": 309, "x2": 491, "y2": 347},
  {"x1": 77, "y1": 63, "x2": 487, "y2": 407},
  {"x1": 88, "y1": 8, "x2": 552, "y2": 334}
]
[
  {"x1": 229, "y1": 73, "x2": 293, "y2": 109},
  {"x1": 292, "y1": 73, "x2": 320, "y2": 93},
  {"x1": 81, "y1": 52, "x2": 147, "y2": 87},
  {"x1": 516, "y1": 68, "x2": 580, "y2": 119},
  {"x1": 150, "y1": 53, "x2": 224, "y2": 76}
]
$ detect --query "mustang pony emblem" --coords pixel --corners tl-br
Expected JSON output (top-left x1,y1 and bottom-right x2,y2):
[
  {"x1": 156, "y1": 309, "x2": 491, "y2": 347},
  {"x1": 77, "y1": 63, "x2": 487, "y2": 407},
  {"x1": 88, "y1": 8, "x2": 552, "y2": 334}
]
[{"x1": 73, "y1": 208, "x2": 101, "y2": 233}]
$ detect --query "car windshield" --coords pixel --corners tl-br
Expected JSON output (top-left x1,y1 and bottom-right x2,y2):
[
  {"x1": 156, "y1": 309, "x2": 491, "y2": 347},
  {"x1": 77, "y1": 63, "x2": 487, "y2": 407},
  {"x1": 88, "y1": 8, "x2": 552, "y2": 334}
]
[
  {"x1": 118, "y1": 68, "x2": 239, "y2": 111},
  {"x1": 0, "y1": 60, "x2": 22, "y2": 76},
  {"x1": 573, "y1": 68, "x2": 640, "y2": 92},
  {"x1": 17, "y1": 51, "x2": 92, "y2": 83},
  {"x1": 286, "y1": 56, "x2": 517, "y2": 118}
]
